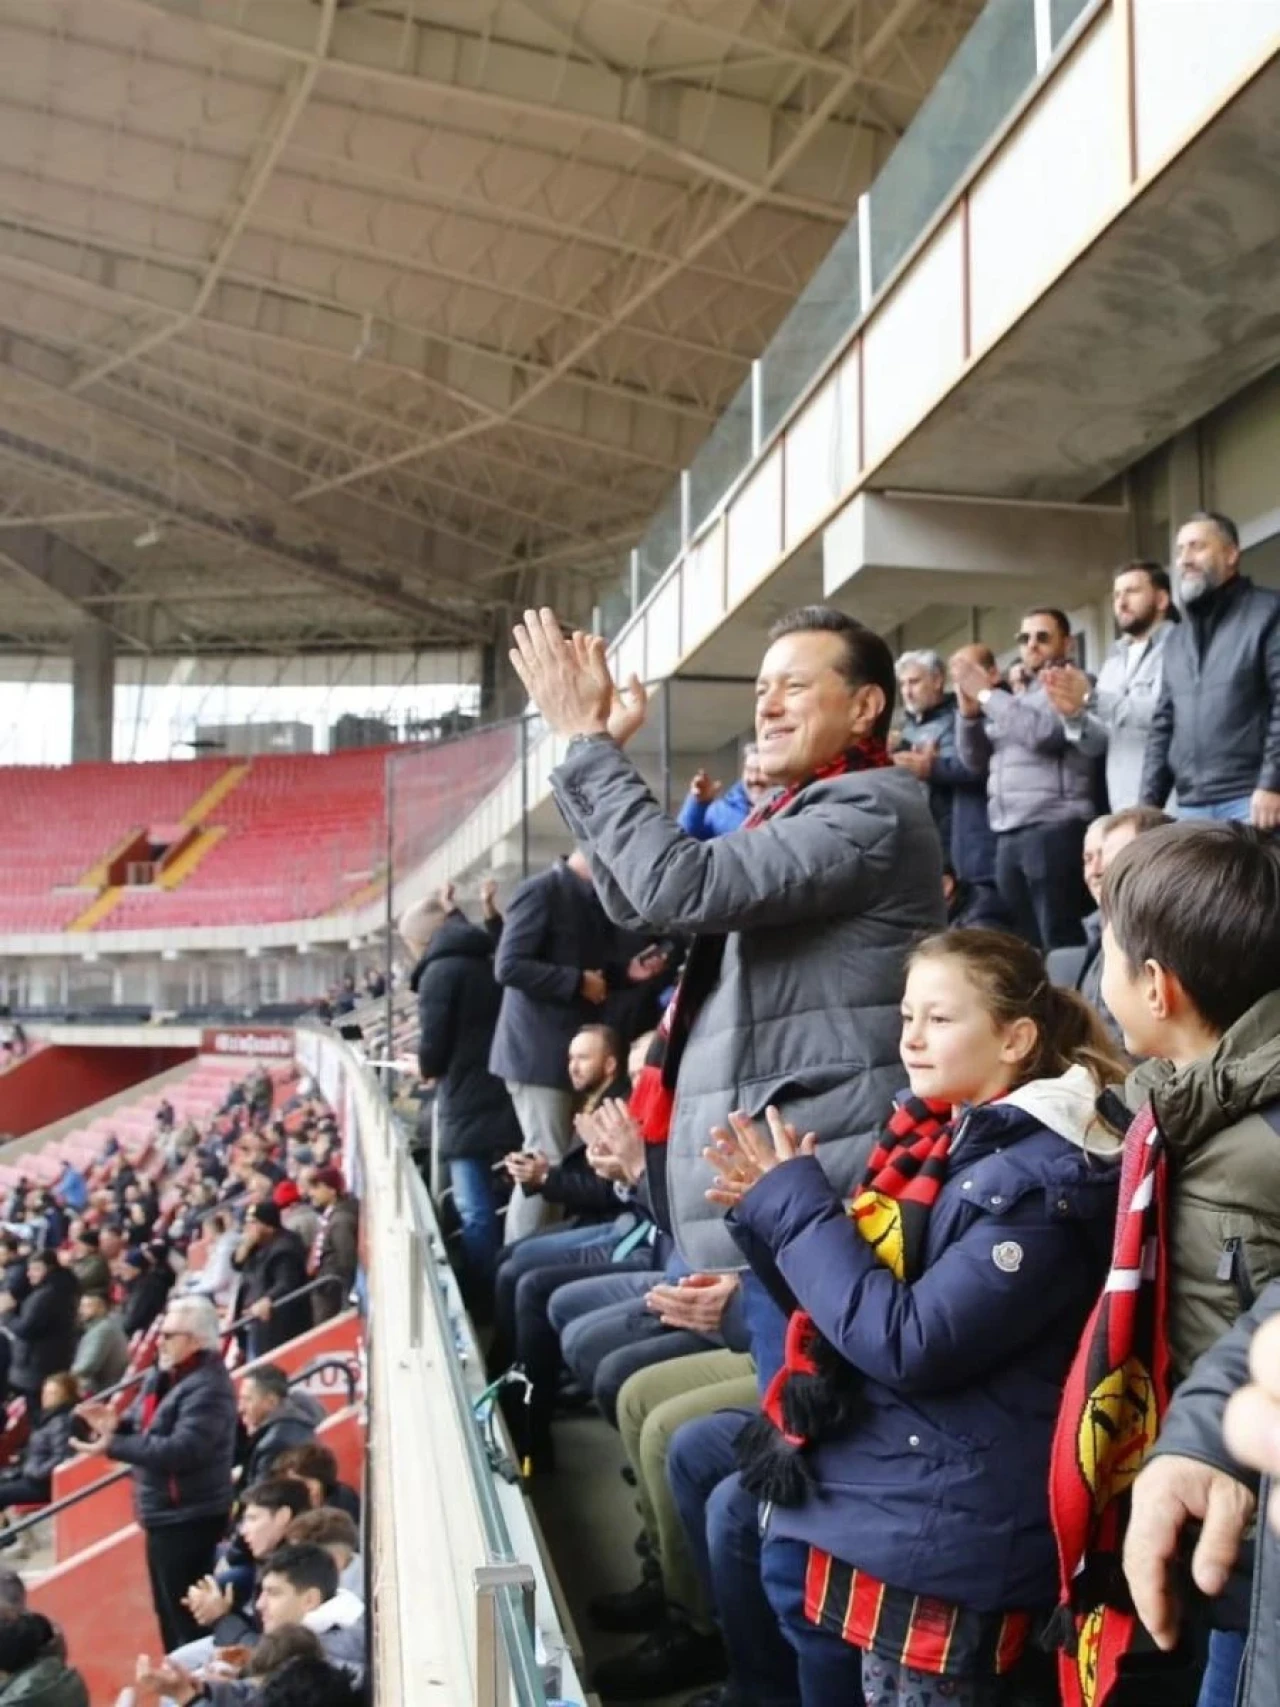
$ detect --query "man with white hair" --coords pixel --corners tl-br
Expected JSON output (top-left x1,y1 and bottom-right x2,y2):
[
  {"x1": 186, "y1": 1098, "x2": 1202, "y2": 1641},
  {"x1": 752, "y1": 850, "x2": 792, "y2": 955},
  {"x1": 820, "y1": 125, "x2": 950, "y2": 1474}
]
[
  {"x1": 71, "y1": 1294, "x2": 237, "y2": 1650},
  {"x1": 892, "y1": 649, "x2": 964, "y2": 859}
]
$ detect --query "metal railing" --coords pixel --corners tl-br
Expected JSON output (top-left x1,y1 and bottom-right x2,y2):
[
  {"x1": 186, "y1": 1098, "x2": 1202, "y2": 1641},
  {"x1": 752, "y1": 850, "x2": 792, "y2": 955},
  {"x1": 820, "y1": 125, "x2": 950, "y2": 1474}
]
[{"x1": 0, "y1": 1276, "x2": 355, "y2": 1545}]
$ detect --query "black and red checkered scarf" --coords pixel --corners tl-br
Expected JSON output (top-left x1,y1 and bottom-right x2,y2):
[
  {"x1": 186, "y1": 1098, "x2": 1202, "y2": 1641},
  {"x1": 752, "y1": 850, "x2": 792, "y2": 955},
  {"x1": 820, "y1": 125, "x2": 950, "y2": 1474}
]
[
  {"x1": 1047, "y1": 1101, "x2": 1171, "y2": 1707},
  {"x1": 630, "y1": 740, "x2": 892, "y2": 1219},
  {"x1": 735, "y1": 1093, "x2": 954, "y2": 1505}
]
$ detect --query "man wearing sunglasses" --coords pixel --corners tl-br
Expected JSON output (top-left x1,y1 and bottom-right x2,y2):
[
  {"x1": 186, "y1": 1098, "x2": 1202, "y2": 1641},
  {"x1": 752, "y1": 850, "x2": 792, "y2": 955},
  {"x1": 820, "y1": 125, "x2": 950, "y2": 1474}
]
[{"x1": 954, "y1": 607, "x2": 1098, "y2": 950}]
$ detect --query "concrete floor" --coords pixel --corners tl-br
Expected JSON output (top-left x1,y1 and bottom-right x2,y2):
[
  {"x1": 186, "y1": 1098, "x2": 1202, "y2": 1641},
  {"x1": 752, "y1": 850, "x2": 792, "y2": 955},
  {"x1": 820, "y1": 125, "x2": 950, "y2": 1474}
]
[{"x1": 530, "y1": 1411, "x2": 712, "y2": 1707}]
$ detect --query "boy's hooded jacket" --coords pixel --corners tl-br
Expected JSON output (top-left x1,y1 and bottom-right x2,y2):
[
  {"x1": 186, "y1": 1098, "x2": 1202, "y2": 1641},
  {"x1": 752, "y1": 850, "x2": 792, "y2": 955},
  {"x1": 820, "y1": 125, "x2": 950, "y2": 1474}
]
[
  {"x1": 1127, "y1": 988, "x2": 1280, "y2": 1385},
  {"x1": 730, "y1": 1066, "x2": 1122, "y2": 1613}
]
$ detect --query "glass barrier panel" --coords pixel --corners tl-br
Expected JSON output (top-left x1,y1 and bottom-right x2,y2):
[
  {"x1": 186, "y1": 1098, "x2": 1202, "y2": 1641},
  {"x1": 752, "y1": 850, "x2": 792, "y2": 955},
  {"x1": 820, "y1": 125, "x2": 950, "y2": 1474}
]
[
  {"x1": 686, "y1": 372, "x2": 754, "y2": 539},
  {"x1": 1050, "y1": 0, "x2": 1092, "y2": 46},
  {"x1": 866, "y1": 0, "x2": 1038, "y2": 297},
  {"x1": 597, "y1": 577, "x2": 634, "y2": 641},
  {"x1": 635, "y1": 482, "x2": 684, "y2": 600},
  {"x1": 386, "y1": 721, "x2": 524, "y2": 880},
  {"x1": 758, "y1": 219, "x2": 861, "y2": 443},
  {"x1": 497, "y1": 1583, "x2": 550, "y2": 1707}
]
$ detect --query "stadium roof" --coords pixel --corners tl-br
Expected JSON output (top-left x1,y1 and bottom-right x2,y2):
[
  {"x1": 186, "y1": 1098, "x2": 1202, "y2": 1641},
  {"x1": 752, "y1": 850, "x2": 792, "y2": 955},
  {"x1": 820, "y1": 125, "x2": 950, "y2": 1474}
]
[{"x1": 0, "y1": 0, "x2": 978, "y2": 656}]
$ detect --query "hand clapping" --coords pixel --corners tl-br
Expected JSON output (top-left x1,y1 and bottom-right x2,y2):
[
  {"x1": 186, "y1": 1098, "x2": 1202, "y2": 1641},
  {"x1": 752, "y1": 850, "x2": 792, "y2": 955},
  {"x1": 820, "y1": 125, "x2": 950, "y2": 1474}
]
[{"x1": 704, "y1": 1107, "x2": 817, "y2": 1207}]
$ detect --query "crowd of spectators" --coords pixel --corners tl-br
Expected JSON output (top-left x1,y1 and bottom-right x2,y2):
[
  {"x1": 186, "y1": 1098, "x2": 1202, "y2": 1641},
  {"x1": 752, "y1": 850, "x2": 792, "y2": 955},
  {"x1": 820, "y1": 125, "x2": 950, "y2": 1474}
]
[
  {"x1": 405, "y1": 519, "x2": 1280, "y2": 1707},
  {"x1": 0, "y1": 1060, "x2": 365, "y2": 1703}
]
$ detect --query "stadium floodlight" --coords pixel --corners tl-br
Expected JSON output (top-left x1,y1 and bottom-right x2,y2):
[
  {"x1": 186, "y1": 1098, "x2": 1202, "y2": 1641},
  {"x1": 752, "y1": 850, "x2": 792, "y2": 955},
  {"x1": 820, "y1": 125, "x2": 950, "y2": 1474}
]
[{"x1": 133, "y1": 522, "x2": 163, "y2": 549}]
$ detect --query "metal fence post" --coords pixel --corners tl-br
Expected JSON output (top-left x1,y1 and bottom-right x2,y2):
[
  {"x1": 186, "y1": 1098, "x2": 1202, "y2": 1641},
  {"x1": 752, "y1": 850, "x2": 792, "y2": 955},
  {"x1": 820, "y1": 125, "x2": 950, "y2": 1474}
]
[
  {"x1": 383, "y1": 750, "x2": 395, "y2": 1052},
  {"x1": 474, "y1": 1564, "x2": 537, "y2": 1707},
  {"x1": 659, "y1": 679, "x2": 672, "y2": 815}
]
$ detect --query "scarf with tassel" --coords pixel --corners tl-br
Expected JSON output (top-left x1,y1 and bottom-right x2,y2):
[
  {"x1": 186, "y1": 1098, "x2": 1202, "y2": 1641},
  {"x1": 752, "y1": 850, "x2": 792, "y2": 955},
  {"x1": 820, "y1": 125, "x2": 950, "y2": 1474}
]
[{"x1": 734, "y1": 1091, "x2": 953, "y2": 1504}]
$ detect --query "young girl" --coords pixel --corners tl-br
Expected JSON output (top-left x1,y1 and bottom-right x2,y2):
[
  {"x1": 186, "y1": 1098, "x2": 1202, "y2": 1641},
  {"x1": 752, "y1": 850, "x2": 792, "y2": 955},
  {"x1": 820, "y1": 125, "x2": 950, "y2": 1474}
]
[{"x1": 705, "y1": 928, "x2": 1126, "y2": 1707}]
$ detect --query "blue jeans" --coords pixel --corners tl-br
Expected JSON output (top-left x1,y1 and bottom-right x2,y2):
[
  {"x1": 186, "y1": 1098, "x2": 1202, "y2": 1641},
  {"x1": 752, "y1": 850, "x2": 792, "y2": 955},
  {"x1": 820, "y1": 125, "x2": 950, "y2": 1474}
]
[
  {"x1": 1179, "y1": 798, "x2": 1252, "y2": 823},
  {"x1": 448, "y1": 1157, "x2": 503, "y2": 1293},
  {"x1": 1196, "y1": 1629, "x2": 1245, "y2": 1707},
  {"x1": 550, "y1": 1273, "x2": 711, "y2": 1423},
  {"x1": 668, "y1": 1408, "x2": 800, "y2": 1707},
  {"x1": 760, "y1": 1532, "x2": 865, "y2": 1707}
]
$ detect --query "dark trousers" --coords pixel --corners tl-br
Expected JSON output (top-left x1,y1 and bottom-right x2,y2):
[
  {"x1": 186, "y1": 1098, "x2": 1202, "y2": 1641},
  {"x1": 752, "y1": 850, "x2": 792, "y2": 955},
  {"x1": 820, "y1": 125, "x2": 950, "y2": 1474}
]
[
  {"x1": 668, "y1": 1408, "x2": 800, "y2": 1707},
  {"x1": 994, "y1": 819, "x2": 1090, "y2": 951},
  {"x1": 0, "y1": 1474, "x2": 52, "y2": 1508},
  {"x1": 145, "y1": 1513, "x2": 229, "y2": 1651},
  {"x1": 760, "y1": 1534, "x2": 866, "y2": 1707}
]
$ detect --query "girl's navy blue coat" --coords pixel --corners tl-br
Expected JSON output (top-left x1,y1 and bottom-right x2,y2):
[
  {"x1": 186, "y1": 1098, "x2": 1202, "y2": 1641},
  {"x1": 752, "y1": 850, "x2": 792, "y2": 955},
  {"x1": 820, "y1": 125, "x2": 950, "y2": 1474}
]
[{"x1": 728, "y1": 1067, "x2": 1121, "y2": 1613}]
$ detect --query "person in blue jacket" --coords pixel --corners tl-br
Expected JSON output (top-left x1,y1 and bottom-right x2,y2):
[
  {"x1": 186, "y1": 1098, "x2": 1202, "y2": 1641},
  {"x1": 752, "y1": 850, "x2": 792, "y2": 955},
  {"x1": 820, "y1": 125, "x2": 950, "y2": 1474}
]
[
  {"x1": 705, "y1": 927, "x2": 1126, "y2": 1707},
  {"x1": 676, "y1": 745, "x2": 771, "y2": 840}
]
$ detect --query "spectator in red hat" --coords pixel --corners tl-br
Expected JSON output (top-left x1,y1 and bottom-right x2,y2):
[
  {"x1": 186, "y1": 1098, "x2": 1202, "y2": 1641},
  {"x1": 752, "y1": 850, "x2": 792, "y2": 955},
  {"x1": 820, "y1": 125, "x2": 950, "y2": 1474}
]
[
  {"x1": 304, "y1": 1170, "x2": 357, "y2": 1326},
  {"x1": 273, "y1": 1181, "x2": 318, "y2": 1255}
]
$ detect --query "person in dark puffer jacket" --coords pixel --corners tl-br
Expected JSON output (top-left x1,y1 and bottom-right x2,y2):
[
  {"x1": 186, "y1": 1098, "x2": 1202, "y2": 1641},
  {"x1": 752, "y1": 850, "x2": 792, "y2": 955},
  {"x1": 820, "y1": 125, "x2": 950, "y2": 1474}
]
[
  {"x1": 69, "y1": 1295, "x2": 236, "y2": 1651},
  {"x1": 0, "y1": 1375, "x2": 81, "y2": 1519}
]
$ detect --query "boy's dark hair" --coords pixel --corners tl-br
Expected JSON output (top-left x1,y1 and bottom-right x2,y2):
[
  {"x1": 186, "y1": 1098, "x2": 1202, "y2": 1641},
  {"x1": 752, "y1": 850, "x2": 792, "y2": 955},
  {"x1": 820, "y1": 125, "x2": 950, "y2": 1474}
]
[
  {"x1": 259, "y1": 1656, "x2": 361, "y2": 1707},
  {"x1": 1105, "y1": 805, "x2": 1174, "y2": 838},
  {"x1": 244, "y1": 1363, "x2": 290, "y2": 1404},
  {"x1": 0, "y1": 1612, "x2": 55, "y2": 1673},
  {"x1": 0, "y1": 1569, "x2": 26, "y2": 1619},
  {"x1": 243, "y1": 1477, "x2": 312, "y2": 1520},
  {"x1": 246, "y1": 1624, "x2": 324, "y2": 1679},
  {"x1": 273, "y1": 1442, "x2": 339, "y2": 1495},
  {"x1": 766, "y1": 606, "x2": 896, "y2": 742},
  {"x1": 260, "y1": 1542, "x2": 339, "y2": 1604},
  {"x1": 287, "y1": 1506, "x2": 359, "y2": 1553},
  {"x1": 1102, "y1": 823, "x2": 1280, "y2": 1032}
]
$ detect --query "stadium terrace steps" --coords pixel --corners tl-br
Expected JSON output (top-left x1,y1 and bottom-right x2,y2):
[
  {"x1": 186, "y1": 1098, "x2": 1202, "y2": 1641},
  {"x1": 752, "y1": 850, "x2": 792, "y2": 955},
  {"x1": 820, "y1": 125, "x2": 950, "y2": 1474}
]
[
  {"x1": 66, "y1": 884, "x2": 124, "y2": 932},
  {"x1": 181, "y1": 758, "x2": 250, "y2": 826}
]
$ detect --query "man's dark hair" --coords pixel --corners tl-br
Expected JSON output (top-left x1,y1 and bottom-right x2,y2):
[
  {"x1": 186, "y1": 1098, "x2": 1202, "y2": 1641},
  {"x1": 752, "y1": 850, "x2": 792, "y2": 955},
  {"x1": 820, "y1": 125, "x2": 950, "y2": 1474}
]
[
  {"x1": 1102, "y1": 823, "x2": 1280, "y2": 1031},
  {"x1": 1186, "y1": 509, "x2": 1240, "y2": 549},
  {"x1": 243, "y1": 1477, "x2": 312, "y2": 1520},
  {"x1": 259, "y1": 1656, "x2": 361, "y2": 1707},
  {"x1": 77, "y1": 1228, "x2": 100, "y2": 1249},
  {"x1": 287, "y1": 1506, "x2": 359, "y2": 1554},
  {"x1": 260, "y1": 1542, "x2": 339, "y2": 1604},
  {"x1": 1023, "y1": 607, "x2": 1072, "y2": 639},
  {"x1": 1116, "y1": 560, "x2": 1173, "y2": 598},
  {"x1": 244, "y1": 1364, "x2": 290, "y2": 1405},
  {"x1": 573, "y1": 1024, "x2": 623, "y2": 1066},
  {"x1": 766, "y1": 606, "x2": 896, "y2": 742},
  {"x1": 0, "y1": 1612, "x2": 55, "y2": 1673},
  {"x1": 273, "y1": 1442, "x2": 339, "y2": 1496}
]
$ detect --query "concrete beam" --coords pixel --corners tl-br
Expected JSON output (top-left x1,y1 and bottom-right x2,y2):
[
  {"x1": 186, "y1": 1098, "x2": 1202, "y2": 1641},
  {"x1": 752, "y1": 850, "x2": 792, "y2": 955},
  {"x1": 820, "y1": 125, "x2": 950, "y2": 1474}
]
[
  {"x1": 823, "y1": 492, "x2": 1131, "y2": 599},
  {"x1": 71, "y1": 621, "x2": 115, "y2": 762}
]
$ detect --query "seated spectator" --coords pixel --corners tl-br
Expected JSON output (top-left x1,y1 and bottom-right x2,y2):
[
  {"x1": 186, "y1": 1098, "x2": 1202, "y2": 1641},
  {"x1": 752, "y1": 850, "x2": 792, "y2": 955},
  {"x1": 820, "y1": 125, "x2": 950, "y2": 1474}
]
[
  {"x1": 1, "y1": 1251, "x2": 80, "y2": 1421},
  {"x1": 677, "y1": 746, "x2": 769, "y2": 840},
  {"x1": 178, "y1": 1211, "x2": 237, "y2": 1309},
  {"x1": 237, "y1": 1366, "x2": 321, "y2": 1490},
  {"x1": 234, "y1": 1206, "x2": 310, "y2": 1359},
  {"x1": 286, "y1": 1507, "x2": 362, "y2": 1598},
  {"x1": 133, "y1": 1625, "x2": 329, "y2": 1707},
  {"x1": 120, "y1": 1242, "x2": 175, "y2": 1339},
  {"x1": 70, "y1": 1290, "x2": 129, "y2": 1396},
  {"x1": 1048, "y1": 806, "x2": 1172, "y2": 1041},
  {"x1": 304, "y1": 1169, "x2": 357, "y2": 1327},
  {"x1": 501, "y1": 1025, "x2": 629, "y2": 1222},
  {"x1": 52, "y1": 1162, "x2": 87, "y2": 1218},
  {"x1": 0, "y1": 1373, "x2": 80, "y2": 1525},
  {"x1": 66, "y1": 1228, "x2": 109, "y2": 1297},
  {"x1": 256, "y1": 1544, "x2": 364, "y2": 1683},
  {"x1": 172, "y1": 1478, "x2": 312, "y2": 1666},
  {"x1": 271, "y1": 1443, "x2": 360, "y2": 1526},
  {"x1": 0, "y1": 1612, "x2": 86, "y2": 1707}
]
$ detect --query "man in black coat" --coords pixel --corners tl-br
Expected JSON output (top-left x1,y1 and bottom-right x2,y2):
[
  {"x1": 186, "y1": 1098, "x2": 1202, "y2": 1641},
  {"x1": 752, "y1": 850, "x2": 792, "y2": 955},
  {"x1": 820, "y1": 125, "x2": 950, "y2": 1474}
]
[
  {"x1": 71, "y1": 1294, "x2": 237, "y2": 1650},
  {"x1": 233, "y1": 1205, "x2": 311, "y2": 1359},
  {"x1": 489, "y1": 851, "x2": 665, "y2": 1243},
  {"x1": 0, "y1": 1253, "x2": 79, "y2": 1421},
  {"x1": 406, "y1": 896, "x2": 523, "y2": 1299},
  {"x1": 238, "y1": 1364, "x2": 322, "y2": 1490}
]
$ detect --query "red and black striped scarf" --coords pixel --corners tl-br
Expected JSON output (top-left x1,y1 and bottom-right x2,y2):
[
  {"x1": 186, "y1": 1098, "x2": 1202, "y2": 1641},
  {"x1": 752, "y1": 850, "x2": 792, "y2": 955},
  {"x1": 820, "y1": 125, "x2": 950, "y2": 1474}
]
[
  {"x1": 735, "y1": 1093, "x2": 953, "y2": 1505},
  {"x1": 1047, "y1": 1102, "x2": 1170, "y2": 1707},
  {"x1": 630, "y1": 739, "x2": 892, "y2": 1155}
]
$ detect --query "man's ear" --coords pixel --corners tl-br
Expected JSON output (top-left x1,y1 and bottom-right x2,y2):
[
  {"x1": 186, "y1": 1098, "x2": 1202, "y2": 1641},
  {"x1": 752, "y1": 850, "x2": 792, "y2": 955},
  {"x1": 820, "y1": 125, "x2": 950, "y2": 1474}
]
[{"x1": 850, "y1": 683, "x2": 887, "y2": 741}]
